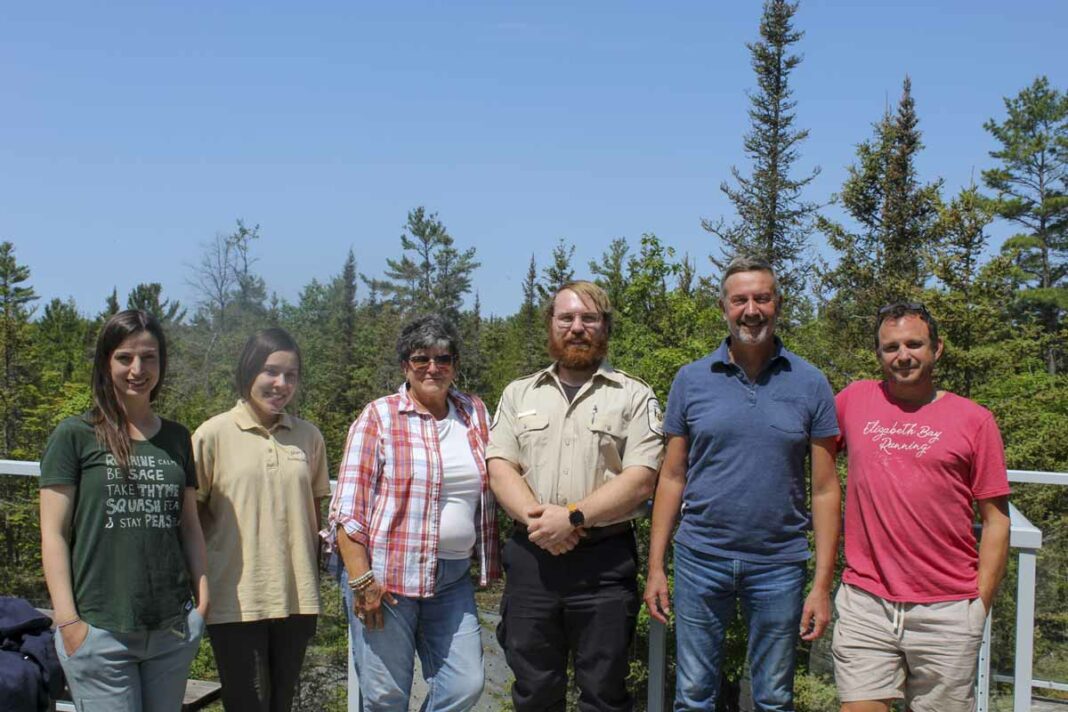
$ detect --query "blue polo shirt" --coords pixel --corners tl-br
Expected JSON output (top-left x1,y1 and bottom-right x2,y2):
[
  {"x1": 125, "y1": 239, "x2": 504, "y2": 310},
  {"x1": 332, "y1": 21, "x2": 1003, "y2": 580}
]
[{"x1": 663, "y1": 338, "x2": 838, "y2": 563}]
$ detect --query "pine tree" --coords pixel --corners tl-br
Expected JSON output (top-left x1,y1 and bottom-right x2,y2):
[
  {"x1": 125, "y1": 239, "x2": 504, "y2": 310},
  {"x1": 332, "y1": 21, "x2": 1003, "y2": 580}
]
[
  {"x1": 381, "y1": 207, "x2": 479, "y2": 321},
  {"x1": 704, "y1": 0, "x2": 819, "y2": 307},
  {"x1": 127, "y1": 283, "x2": 186, "y2": 325},
  {"x1": 536, "y1": 239, "x2": 576, "y2": 302},
  {"x1": 0, "y1": 242, "x2": 39, "y2": 458},
  {"x1": 927, "y1": 187, "x2": 1023, "y2": 396},
  {"x1": 982, "y1": 76, "x2": 1068, "y2": 374},
  {"x1": 517, "y1": 255, "x2": 544, "y2": 375},
  {"x1": 590, "y1": 238, "x2": 630, "y2": 309},
  {"x1": 818, "y1": 77, "x2": 943, "y2": 351}
]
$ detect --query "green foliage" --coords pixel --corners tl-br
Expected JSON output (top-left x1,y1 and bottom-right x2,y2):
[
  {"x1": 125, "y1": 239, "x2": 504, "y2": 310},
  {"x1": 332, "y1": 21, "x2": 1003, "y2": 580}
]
[
  {"x1": 982, "y1": 75, "x2": 1068, "y2": 374},
  {"x1": 704, "y1": 0, "x2": 819, "y2": 310},
  {"x1": 4, "y1": 73, "x2": 1068, "y2": 711},
  {"x1": 793, "y1": 672, "x2": 838, "y2": 712},
  {"x1": 381, "y1": 206, "x2": 479, "y2": 321},
  {"x1": 819, "y1": 77, "x2": 943, "y2": 352}
]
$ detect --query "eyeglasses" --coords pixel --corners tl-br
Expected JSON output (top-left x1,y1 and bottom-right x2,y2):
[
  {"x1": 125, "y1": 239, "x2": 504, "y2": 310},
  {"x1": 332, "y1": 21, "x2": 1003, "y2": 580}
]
[
  {"x1": 407, "y1": 354, "x2": 455, "y2": 369},
  {"x1": 553, "y1": 312, "x2": 603, "y2": 329}
]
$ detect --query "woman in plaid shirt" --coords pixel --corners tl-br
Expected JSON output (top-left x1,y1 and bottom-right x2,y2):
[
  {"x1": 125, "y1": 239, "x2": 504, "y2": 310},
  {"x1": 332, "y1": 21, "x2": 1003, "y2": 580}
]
[{"x1": 326, "y1": 314, "x2": 500, "y2": 711}]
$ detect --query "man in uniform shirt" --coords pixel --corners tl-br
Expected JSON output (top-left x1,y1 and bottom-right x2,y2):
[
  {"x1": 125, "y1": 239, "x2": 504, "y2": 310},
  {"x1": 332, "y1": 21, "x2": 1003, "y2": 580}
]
[
  {"x1": 488, "y1": 280, "x2": 665, "y2": 712},
  {"x1": 644, "y1": 256, "x2": 841, "y2": 711}
]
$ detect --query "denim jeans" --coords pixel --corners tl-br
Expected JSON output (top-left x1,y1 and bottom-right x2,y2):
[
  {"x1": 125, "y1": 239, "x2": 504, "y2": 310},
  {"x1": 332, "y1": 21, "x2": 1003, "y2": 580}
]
[
  {"x1": 342, "y1": 558, "x2": 484, "y2": 712},
  {"x1": 672, "y1": 542, "x2": 805, "y2": 712}
]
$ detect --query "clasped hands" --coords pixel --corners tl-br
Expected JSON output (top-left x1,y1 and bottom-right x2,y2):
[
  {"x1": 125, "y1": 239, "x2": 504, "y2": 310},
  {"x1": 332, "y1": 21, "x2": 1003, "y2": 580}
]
[{"x1": 525, "y1": 503, "x2": 585, "y2": 555}]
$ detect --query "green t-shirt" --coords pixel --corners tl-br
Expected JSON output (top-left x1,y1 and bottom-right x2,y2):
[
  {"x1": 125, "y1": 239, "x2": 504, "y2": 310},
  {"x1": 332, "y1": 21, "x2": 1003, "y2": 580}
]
[{"x1": 40, "y1": 414, "x2": 197, "y2": 633}]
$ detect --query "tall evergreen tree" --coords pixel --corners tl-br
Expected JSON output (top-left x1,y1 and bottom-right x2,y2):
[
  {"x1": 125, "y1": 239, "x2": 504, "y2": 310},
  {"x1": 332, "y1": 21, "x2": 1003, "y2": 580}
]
[
  {"x1": 982, "y1": 76, "x2": 1068, "y2": 374},
  {"x1": 101, "y1": 288, "x2": 120, "y2": 320},
  {"x1": 381, "y1": 207, "x2": 479, "y2": 320},
  {"x1": 704, "y1": 0, "x2": 819, "y2": 306},
  {"x1": 927, "y1": 187, "x2": 1023, "y2": 397},
  {"x1": 517, "y1": 255, "x2": 544, "y2": 375},
  {"x1": 819, "y1": 77, "x2": 943, "y2": 350},
  {"x1": 536, "y1": 239, "x2": 576, "y2": 302},
  {"x1": 590, "y1": 238, "x2": 630, "y2": 309},
  {"x1": 0, "y1": 242, "x2": 38, "y2": 458},
  {"x1": 35, "y1": 298, "x2": 91, "y2": 383},
  {"x1": 126, "y1": 283, "x2": 186, "y2": 325}
]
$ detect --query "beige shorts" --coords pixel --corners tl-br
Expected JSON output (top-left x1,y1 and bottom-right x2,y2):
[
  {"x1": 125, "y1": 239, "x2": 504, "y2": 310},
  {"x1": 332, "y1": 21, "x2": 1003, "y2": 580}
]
[{"x1": 831, "y1": 583, "x2": 986, "y2": 712}]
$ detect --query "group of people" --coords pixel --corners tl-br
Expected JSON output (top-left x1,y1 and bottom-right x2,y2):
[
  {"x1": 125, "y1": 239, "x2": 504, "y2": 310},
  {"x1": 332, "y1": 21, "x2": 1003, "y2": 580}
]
[
  {"x1": 41, "y1": 317, "x2": 329, "y2": 712},
  {"x1": 39, "y1": 255, "x2": 1010, "y2": 712}
]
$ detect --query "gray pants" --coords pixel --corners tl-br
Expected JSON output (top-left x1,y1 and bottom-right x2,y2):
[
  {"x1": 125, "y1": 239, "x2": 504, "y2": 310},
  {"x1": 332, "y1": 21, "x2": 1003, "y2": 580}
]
[{"x1": 55, "y1": 607, "x2": 204, "y2": 712}]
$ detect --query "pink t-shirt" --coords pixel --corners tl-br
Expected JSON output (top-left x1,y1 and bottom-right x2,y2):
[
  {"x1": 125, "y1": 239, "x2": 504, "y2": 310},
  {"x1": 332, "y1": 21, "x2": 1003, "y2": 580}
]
[{"x1": 836, "y1": 380, "x2": 1011, "y2": 603}]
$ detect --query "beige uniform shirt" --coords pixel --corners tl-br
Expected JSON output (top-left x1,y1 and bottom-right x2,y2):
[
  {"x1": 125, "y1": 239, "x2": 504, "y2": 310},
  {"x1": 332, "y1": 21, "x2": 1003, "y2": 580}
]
[
  {"x1": 486, "y1": 361, "x2": 665, "y2": 523},
  {"x1": 193, "y1": 401, "x2": 331, "y2": 624}
]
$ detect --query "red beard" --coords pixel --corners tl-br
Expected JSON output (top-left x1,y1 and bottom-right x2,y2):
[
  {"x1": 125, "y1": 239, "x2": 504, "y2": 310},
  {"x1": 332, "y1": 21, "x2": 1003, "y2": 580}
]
[{"x1": 548, "y1": 331, "x2": 609, "y2": 371}]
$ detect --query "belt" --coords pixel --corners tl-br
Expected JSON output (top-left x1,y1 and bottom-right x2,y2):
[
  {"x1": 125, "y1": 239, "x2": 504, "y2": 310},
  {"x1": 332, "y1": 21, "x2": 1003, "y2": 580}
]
[{"x1": 512, "y1": 520, "x2": 633, "y2": 545}]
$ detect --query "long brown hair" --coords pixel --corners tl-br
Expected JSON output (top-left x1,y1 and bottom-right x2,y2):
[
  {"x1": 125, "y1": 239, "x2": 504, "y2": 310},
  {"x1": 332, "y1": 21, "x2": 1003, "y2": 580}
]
[{"x1": 89, "y1": 310, "x2": 168, "y2": 472}]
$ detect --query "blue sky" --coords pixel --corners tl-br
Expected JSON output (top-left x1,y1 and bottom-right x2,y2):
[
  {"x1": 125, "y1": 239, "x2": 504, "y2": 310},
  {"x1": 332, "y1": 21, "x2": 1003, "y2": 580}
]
[{"x1": 2, "y1": 1, "x2": 1065, "y2": 317}]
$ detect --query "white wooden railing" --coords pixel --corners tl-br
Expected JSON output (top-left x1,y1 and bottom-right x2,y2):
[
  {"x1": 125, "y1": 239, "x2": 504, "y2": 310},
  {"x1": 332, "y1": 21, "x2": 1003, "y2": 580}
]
[{"x1": 4, "y1": 461, "x2": 1064, "y2": 712}]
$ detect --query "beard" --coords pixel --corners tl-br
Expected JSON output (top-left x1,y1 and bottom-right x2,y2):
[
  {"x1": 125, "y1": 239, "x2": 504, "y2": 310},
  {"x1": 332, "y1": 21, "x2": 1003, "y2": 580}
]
[
  {"x1": 548, "y1": 330, "x2": 609, "y2": 371},
  {"x1": 729, "y1": 316, "x2": 775, "y2": 346}
]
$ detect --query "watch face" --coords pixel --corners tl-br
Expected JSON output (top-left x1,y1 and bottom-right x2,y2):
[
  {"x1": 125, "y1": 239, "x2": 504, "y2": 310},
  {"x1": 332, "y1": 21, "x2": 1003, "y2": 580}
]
[{"x1": 569, "y1": 509, "x2": 585, "y2": 527}]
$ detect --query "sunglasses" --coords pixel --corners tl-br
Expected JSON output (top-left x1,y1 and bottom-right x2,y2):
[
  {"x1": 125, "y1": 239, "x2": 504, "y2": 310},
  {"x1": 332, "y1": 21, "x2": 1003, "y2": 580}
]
[
  {"x1": 877, "y1": 302, "x2": 930, "y2": 316},
  {"x1": 407, "y1": 354, "x2": 455, "y2": 369}
]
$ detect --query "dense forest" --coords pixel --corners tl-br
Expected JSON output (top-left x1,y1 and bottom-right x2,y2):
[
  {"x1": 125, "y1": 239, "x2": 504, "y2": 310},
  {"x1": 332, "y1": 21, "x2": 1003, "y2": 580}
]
[{"x1": 1, "y1": 2, "x2": 1065, "y2": 709}]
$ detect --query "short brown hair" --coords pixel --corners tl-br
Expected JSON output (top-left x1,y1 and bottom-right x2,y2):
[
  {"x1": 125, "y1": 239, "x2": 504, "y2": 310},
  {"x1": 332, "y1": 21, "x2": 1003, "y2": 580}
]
[
  {"x1": 545, "y1": 280, "x2": 614, "y2": 336},
  {"x1": 874, "y1": 302, "x2": 940, "y2": 350},
  {"x1": 236, "y1": 328, "x2": 303, "y2": 400}
]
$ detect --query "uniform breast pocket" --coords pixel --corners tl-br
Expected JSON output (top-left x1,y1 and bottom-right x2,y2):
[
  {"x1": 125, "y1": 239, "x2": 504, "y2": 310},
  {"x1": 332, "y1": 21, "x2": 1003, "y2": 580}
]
[
  {"x1": 516, "y1": 414, "x2": 550, "y2": 470},
  {"x1": 767, "y1": 397, "x2": 810, "y2": 441},
  {"x1": 588, "y1": 418, "x2": 625, "y2": 474}
]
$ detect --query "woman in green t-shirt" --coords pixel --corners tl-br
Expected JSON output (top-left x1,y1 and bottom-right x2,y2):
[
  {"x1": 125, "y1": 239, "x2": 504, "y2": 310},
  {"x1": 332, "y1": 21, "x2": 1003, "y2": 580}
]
[{"x1": 40, "y1": 309, "x2": 209, "y2": 712}]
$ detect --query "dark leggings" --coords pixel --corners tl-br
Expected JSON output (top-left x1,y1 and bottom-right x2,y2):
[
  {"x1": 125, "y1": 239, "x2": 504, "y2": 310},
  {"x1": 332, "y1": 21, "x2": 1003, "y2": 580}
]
[{"x1": 207, "y1": 614, "x2": 317, "y2": 712}]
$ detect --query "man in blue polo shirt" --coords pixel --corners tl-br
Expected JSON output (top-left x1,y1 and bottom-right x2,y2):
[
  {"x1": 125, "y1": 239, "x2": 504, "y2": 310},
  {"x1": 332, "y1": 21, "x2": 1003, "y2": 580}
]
[{"x1": 644, "y1": 256, "x2": 841, "y2": 711}]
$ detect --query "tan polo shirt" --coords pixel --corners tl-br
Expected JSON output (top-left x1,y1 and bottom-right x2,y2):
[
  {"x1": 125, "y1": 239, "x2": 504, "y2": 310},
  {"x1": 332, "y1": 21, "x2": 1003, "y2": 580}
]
[
  {"x1": 486, "y1": 361, "x2": 665, "y2": 523},
  {"x1": 193, "y1": 401, "x2": 331, "y2": 625}
]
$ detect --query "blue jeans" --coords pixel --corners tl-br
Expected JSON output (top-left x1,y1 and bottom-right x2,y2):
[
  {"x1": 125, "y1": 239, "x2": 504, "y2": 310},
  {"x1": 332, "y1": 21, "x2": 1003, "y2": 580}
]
[
  {"x1": 672, "y1": 542, "x2": 805, "y2": 711},
  {"x1": 342, "y1": 558, "x2": 484, "y2": 712}
]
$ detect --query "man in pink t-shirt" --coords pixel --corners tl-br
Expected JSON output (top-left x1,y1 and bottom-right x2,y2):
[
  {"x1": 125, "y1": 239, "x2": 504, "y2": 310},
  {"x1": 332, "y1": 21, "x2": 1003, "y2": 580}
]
[{"x1": 831, "y1": 303, "x2": 1011, "y2": 712}]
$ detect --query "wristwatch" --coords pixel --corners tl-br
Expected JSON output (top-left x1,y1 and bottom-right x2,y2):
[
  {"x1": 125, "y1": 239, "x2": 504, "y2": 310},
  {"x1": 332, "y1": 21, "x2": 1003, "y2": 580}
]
[{"x1": 567, "y1": 502, "x2": 585, "y2": 528}]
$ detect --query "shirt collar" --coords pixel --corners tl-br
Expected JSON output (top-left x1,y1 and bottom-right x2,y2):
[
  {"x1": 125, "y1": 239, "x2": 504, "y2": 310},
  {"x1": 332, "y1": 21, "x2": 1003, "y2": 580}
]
[
  {"x1": 232, "y1": 399, "x2": 293, "y2": 432},
  {"x1": 534, "y1": 359, "x2": 624, "y2": 387},
  {"x1": 396, "y1": 382, "x2": 474, "y2": 424},
  {"x1": 710, "y1": 337, "x2": 790, "y2": 371}
]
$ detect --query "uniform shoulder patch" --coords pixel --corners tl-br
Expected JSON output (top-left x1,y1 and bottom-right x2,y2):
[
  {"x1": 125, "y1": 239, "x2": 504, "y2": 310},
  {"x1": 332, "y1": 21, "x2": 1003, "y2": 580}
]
[{"x1": 647, "y1": 398, "x2": 664, "y2": 437}]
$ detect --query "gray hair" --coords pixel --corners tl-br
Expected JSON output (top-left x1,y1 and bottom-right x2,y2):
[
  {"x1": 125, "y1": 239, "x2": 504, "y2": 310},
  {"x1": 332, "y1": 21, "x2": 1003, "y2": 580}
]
[
  {"x1": 396, "y1": 314, "x2": 460, "y2": 364},
  {"x1": 719, "y1": 256, "x2": 780, "y2": 301}
]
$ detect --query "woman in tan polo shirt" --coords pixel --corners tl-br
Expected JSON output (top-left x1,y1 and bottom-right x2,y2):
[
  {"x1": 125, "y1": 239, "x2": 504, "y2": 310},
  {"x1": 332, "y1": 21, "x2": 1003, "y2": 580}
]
[{"x1": 193, "y1": 328, "x2": 330, "y2": 712}]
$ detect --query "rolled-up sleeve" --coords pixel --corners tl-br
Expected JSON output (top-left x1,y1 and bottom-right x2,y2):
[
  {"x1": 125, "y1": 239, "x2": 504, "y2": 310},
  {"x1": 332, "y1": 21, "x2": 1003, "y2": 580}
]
[{"x1": 323, "y1": 404, "x2": 382, "y2": 549}]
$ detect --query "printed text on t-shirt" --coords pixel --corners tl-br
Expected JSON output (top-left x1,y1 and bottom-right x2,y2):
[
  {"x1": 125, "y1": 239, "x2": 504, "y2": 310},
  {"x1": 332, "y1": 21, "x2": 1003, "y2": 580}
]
[
  {"x1": 103, "y1": 453, "x2": 182, "y2": 529},
  {"x1": 862, "y1": 420, "x2": 943, "y2": 458}
]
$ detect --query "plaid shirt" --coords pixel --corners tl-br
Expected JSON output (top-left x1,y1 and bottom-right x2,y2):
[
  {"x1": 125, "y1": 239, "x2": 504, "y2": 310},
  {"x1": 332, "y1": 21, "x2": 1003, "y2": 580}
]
[{"x1": 324, "y1": 384, "x2": 501, "y2": 598}]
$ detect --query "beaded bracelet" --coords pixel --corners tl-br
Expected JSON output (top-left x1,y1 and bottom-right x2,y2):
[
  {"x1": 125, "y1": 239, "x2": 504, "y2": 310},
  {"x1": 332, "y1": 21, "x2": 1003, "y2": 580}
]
[{"x1": 348, "y1": 571, "x2": 375, "y2": 591}]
